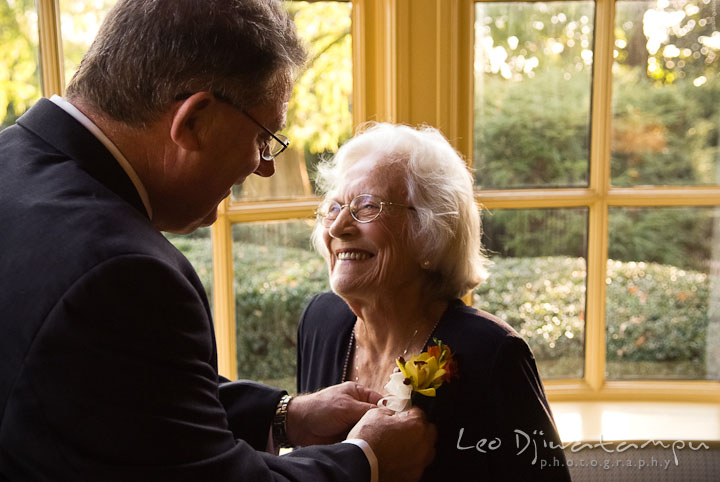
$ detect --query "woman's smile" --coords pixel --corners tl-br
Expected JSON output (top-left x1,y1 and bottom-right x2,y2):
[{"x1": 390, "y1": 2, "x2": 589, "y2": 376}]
[{"x1": 336, "y1": 249, "x2": 374, "y2": 261}]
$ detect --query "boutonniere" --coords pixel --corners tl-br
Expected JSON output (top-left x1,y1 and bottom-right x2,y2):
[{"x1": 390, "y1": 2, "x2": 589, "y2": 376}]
[{"x1": 379, "y1": 338, "x2": 457, "y2": 412}]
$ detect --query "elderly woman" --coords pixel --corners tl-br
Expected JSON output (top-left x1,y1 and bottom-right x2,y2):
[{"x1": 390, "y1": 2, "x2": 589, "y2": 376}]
[{"x1": 296, "y1": 123, "x2": 570, "y2": 481}]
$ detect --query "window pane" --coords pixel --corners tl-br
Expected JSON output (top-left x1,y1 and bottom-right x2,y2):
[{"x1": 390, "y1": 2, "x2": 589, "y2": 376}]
[
  {"x1": 232, "y1": 1, "x2": 352, "y2": 202},
  {"x1": 0, "y1": 0, "x2": 42, "y2": 130},
  {"x1": 164, "y1": 227, "x2": 213, "y2": 304},
  {"x1": 59, "y1": 0, "x2": 118, "y2": 87},
  {"x1": 612, "y1": 0, "x2": 720, "y2": 186},
  {"x1": 607, "y1": 207, "x2": 720, "y2": 380},
  {"x1": 473, "y1": 2, "x2": 594, "y2": 189},
  {"x1": 233, "y1": 220, "x2": 329, "y2": 393},
  {"x1": 473, "y1": 208, "x2": 588, "y2": 379}
]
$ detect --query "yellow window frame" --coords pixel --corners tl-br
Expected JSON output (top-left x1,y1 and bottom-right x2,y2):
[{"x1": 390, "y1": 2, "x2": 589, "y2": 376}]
[{"x1": 35, "y1": 0, "x2": 720, "y2": 403}]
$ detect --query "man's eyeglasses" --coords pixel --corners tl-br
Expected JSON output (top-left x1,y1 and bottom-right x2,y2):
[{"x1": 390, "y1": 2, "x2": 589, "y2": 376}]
[
  {"x1": 174, "y1": 92, "x2": 290, "y2": 161},
  {"x1": 241, "y1": 109, "x2": 290, "y2": 161},
  {"x1": 315, "y1": 194, "x2": 413, "y2": 227}
]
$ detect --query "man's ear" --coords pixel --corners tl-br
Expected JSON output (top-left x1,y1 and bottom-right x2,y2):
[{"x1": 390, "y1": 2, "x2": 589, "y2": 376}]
[{"x1": 169, "y1": 92, "x2": 214, "y2": 151}]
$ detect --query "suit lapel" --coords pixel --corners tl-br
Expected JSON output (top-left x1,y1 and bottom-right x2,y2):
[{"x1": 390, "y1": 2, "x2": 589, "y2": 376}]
[{"x1": 17, "y1": 98, "x2": 148, "y2": 219}]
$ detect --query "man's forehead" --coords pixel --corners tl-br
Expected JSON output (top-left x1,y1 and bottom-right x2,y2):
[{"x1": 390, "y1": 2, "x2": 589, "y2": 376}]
[
  {"x1": 267, "y1": 100, "x2": 289, "y2": 131},
  {"x1": 278, "y1": 101, "x2": 289, "y2": 129}
]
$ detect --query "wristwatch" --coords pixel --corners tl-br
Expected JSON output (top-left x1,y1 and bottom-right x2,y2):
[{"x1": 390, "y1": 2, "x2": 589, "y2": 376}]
[{"x1": 272, "y1": 394, "x2": 293, "y2": 448}]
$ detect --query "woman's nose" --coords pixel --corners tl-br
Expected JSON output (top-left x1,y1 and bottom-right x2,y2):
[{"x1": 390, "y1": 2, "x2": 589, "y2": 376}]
[{"x1": 327, "y1": 206, "x2": 356, "y2": 238}]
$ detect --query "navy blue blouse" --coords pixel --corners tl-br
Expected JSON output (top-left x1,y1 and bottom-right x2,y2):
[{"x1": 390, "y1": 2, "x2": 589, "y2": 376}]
[{"x1": 297, "y1": 291, "x2": 572, "y2": 482}]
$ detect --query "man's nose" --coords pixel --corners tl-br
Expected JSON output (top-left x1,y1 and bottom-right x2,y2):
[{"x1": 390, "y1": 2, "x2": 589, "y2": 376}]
[{"x1": 254, "y1": 158, "x2": 276, "y2": 178}]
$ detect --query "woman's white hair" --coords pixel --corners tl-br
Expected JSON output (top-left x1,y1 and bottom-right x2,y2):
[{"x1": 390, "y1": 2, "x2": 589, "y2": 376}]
[{"x1": 312, "y1": 122, "x2": 488, "y2": 299}]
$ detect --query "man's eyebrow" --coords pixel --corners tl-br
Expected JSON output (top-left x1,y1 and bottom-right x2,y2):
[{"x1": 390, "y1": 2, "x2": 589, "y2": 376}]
[{"x1": 264, "y1": 118, "x2": 283, "y2": 135}]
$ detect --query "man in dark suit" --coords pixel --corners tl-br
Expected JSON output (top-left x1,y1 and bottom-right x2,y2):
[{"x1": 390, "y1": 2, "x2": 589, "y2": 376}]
[{"x1": 0, "y1": 0, "x2": 435, "y2": 480}]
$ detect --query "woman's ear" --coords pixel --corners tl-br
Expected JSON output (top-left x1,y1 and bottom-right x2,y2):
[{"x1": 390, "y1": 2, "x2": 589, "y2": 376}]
[{"x1": 169, "y1": 92, "x2": 214, "y2": 151}]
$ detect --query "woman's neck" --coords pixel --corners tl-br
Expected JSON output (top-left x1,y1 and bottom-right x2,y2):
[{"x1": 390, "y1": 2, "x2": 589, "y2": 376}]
[
  {"x1": 345, "y1": 294, "x2": 449, "y2": 394},
  {"x1": 351, "y1": 295, "x2": 449, "y2": 361}
]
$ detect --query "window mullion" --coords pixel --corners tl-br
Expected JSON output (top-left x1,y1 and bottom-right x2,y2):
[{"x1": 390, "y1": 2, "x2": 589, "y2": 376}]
[
  {"x1": 352, "y1": 0, "x2": 398, "y2": 124},
  {"x1": 585, "y1": 0, "x2": 616, "y2": 392},
  {"x1": 36, "y1": 0, "x2": 64, "y2": 96},
  {"x1": 212, "y1": 198, "x2": 237, "y2": 379}
]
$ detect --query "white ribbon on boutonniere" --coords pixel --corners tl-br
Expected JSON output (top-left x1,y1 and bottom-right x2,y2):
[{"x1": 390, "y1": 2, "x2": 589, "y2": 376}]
[{"x1": 378, "y1": 371, "x2": 413, "y2": 412}]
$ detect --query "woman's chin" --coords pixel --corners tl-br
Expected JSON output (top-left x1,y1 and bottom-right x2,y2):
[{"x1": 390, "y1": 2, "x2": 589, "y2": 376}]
[{"x1": 330, "y1": 277, "x2": 365, "y2": 298}]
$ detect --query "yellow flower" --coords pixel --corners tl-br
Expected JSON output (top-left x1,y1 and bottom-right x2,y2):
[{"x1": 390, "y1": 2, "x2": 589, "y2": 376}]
[{"x1": 396, "y1": 339, "x2": 455, "y2": 397}]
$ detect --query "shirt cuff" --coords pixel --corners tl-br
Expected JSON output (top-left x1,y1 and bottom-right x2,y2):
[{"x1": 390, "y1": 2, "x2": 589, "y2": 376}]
[
  {"x1": 343, "y1": 438, "x2": 378, "y2": 482},
  {"x1": 265, "y1": 426, "x2": 278, "y2": 454}
]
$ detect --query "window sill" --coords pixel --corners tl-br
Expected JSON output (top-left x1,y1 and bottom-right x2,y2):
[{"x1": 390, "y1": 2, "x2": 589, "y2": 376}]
[{"x1": 551, "y1": 401, "x2": 720, "y2": 442}]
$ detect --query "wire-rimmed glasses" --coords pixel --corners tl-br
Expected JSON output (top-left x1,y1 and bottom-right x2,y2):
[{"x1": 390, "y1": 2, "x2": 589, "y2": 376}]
[
  {"x1": 315, "y1": 194, "x2": 413, "y2": 227},
  {"x1": 174, "y1": 92, "x2": 290, "y2": 160},
  {"x1": 241, "y1": 110, "x2": 289, "y2": 161}
]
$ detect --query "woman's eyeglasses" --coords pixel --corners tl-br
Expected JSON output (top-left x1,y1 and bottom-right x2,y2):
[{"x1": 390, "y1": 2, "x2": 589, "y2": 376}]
[{"x1": 315, "y1": 194, "x2": 413, "y2": 227}]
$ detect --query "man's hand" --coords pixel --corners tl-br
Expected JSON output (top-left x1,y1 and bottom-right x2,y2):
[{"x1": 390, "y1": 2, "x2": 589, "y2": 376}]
[
  {"x1": 348, "y1": 407, "x2": 436, "y2": 482},
  {"x1": 287, "y1": 382, "x2": 381, "y2": 446}
]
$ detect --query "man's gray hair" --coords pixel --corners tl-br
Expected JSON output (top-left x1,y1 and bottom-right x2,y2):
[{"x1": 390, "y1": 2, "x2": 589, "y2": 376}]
[
  {"x1": 66, "y1": 0, "x2": 306, "y2": 126},
  {"x1": 312, "y1": 122, "x2": 489, "y2": 299}
]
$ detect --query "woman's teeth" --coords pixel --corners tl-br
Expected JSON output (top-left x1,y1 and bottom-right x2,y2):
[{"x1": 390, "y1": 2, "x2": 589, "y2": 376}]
[{"x1": 337, "y1": 251, "x2": 371, "y2": 260}]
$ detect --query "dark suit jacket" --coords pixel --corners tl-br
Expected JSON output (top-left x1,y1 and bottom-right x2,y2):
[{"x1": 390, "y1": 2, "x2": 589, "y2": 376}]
[
  {"x1": 0, "y1": 99, "x2": 369, "y2": 481},
  {"x1": 297, "y1": 292, "x2": 572, "y2": 482}
]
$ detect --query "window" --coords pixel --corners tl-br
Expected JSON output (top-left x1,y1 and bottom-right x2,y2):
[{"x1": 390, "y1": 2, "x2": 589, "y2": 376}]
[
  {"x1": 474, "y1": 1, "x2": 594, "y2": 190},
  {"x1": 0, "y1": 0, "x2": 41, "y2": 129},
  {"x1": 232, "y1": 221, "x2": 328, "y2": 392},
  {"x1": 473, "y1": 1, "x2": 595, "y2": 380},
  {"x1": 59, "y1": 0, "x2": 117, "y2": 87},
  {"x1": 6, "y1": 0, "x2": 719, "y2": 403},
  {"x1": 471, "y1": 0, "x2": 720, "y2": 400},
  {"x1": 219, "y1": 1, "x2": 353, "y2": 387},
  {"x1": 233, "y1": 1, "x2": 353, "y2": 202},
  {"x1": 476, "y1": 207, "x2": 588, "y2": 379},
  {"x1": 606, "y1": 206, "x2": 716, "y2": 380}
]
